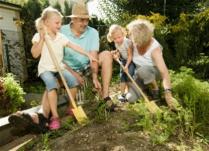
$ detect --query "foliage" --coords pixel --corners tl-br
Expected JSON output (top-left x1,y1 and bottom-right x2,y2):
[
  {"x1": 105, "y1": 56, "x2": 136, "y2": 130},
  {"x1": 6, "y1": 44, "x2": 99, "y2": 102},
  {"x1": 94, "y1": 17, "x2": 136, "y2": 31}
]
[
  {"x1": 171, "y1": 67, "x2": 209, "y2": 132},
  {"x1": 0, "y1": 73, "x2": 25, "y2": 116},
  {"x1": 5, "y1": 0, "x2": 28, "y2": 6},
  {"x1": 137, "y1": 12, "x2": 167, "y2": 28},
  {"x1": 20, "y1": 0, "x2": 44, "y2": 80},
  {"x1": 41, "y1": 133, "x2": 50, "y2": 151},
  {"x1": 23, "y1": 80, "x2": 45, "y2": 93},
  {"x1": 62, "y1": 0, "x2": 72, "y2": 24},
  {"x1": 188, "y1": 54, "x2": 209, "y2": 79},
  {"x1": 129, "y1": 103, "x2": 194, "y2": 144},
  {"x1": 98, "y1": 0, "x2": 201, "y2": 23},
  {"x1": 127, "y1": 67, "x2": 209, "y2": 144}
]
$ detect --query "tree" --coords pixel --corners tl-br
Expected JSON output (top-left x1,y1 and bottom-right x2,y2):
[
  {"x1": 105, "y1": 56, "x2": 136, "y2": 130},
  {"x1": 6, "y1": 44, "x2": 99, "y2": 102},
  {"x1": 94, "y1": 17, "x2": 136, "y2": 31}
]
[
  {"x1": 98, "y1": 0, "x2": 202, "y2": 23},
  {"x1": 53, "y1": 1, "x2": 62, "y2": 13},
  {"x1": 20, "y1": 0, "x2": 44, "y2": 80},
  {"x1": 63, "y1": 0, "x2": 72, "y2": 24}
]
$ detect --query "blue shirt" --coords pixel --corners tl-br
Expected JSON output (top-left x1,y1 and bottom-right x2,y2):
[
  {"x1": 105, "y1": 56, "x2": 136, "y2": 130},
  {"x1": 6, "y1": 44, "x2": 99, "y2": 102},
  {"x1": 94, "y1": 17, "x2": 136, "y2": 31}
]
[{"x1": 60, "y1": 24, "x2": 99, "y2": 71}]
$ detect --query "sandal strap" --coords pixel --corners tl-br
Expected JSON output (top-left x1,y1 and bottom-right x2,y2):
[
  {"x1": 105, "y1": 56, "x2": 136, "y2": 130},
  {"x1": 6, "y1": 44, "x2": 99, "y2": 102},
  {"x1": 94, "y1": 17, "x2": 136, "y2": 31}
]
[{"x1": 103, "y1": 96, "x2": 112, "y2": 102}]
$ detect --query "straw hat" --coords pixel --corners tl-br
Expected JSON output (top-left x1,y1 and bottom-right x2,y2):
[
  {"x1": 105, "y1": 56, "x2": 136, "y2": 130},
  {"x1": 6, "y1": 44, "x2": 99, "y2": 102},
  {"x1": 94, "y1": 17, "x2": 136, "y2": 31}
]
[{"x1": 67, "y1": 3, "x2": 90, "y2": 19}]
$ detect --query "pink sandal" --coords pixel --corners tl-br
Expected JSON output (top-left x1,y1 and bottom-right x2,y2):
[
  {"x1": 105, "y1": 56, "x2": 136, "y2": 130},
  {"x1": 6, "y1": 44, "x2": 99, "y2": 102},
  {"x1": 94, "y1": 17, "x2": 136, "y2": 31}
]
[{"x1": 49, "y1": 117, "x2": 60, "y2": 130}]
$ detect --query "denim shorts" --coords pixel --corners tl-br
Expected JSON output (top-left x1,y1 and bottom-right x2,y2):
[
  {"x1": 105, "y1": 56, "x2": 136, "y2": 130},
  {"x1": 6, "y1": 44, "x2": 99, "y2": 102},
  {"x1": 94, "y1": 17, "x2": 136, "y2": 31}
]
[
  {"x1": 135, "y1": 65, "x2": 160, "y2": 84},
  {"x1": 120, "y1": 59, "x2": 135, "y2": 82},
  {"x1": 40, "y1": 70, "x2": 79, "y2": 91}
]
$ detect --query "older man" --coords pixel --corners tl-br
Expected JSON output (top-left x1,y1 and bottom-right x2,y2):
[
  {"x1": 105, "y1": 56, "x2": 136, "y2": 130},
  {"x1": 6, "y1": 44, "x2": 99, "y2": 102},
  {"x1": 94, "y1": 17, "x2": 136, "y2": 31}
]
[{"x1": 61, "y1": 2, "x2": 116, "y2": 111}]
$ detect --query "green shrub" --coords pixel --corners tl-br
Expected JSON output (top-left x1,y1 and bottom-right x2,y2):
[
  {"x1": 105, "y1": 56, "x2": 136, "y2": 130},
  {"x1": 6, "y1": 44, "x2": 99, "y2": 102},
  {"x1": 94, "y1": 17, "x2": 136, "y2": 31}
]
[
  {"x1": 171, "y1": 67, "x2": 209, "y2": 133},
  {"x1": 129, "y1": 103, "x2": 193, "y2": 144},
  {"x1": 128, "y1": 67, "x2": 209, "y2": 144},
  {"x1": 0, "y1": 73, "x2": 25, "y2": 116}
]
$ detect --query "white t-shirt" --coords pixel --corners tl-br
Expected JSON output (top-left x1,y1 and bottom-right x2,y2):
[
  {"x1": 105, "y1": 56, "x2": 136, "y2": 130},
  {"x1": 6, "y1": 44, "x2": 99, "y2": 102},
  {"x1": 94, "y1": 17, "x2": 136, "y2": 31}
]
[
  {"x1": 32, "y1": 32, "x2": 69, "y2": 76},
  {"x1": 115, "y1": 37, "x2": 132, "y2": 60},
  {"x1": 133, "y1": 38, "x2": 162, "y2": 67}
]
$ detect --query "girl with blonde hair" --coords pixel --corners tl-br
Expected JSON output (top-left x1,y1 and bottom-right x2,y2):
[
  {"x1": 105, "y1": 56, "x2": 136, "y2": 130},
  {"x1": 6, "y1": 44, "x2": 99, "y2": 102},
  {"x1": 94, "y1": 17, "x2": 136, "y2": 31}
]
[
  {"x1": 107, "y1": 24, "x2": 135, "y2": 102},
  {"x1": 31, "y1": 6, "x2": 96, "y2": 130},
  {"x1": 9, "y1": 6, "x2": 98, "y2": 133}
]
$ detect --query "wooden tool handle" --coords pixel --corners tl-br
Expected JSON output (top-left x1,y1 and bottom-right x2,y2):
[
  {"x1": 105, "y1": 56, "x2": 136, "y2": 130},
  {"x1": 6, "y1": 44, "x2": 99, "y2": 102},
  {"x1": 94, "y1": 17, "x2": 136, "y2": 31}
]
[
  {"x1": 116, "y1": 59, "x2": 150, "y2": 103},
  {"x1": 45, "y1": 37, "x2": 77, "y2": 109}
]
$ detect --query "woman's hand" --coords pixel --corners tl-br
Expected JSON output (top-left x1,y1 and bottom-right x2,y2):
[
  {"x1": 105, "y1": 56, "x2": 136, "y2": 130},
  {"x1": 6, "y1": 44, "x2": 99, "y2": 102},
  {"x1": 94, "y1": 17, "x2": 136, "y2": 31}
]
[
  {"x1": 164, "y1": 91, "x2": 180, "y2": 110},
  {"x1": 165, "y1": 91, "x2": 173, "y2": 108}
]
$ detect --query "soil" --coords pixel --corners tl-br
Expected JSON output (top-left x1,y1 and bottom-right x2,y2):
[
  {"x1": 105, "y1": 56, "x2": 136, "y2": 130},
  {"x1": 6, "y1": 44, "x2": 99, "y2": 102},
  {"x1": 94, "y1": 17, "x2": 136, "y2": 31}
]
[
  {"x1": 21, "y1": 86, "x2": 209, "y2": 151},
  {"x1": 25, "y1": 109, "x2": 209, "y2": 151}
]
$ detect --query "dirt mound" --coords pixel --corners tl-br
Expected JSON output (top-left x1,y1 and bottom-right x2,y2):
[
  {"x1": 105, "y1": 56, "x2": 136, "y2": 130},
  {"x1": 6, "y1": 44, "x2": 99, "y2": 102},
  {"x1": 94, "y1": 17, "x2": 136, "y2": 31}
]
[{"x1": 28, "y1": 110, "x2": 178, "y2": 151}]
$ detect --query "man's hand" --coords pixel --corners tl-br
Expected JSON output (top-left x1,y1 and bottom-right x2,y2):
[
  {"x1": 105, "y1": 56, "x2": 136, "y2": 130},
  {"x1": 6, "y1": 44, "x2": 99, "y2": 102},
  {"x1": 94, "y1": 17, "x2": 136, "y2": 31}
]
[
  {"x1": 64, "y1": 64, "x2": 84, "y2": 85},
  {"x1": 92, "y1": 78, "x2": 102, "y2": 96},
  {"x1": 93, "y1": 78, "x2": 102, "y2": 90},
  {"x1": 75, "y1": 73, "x2": 85, "y2": 86}
]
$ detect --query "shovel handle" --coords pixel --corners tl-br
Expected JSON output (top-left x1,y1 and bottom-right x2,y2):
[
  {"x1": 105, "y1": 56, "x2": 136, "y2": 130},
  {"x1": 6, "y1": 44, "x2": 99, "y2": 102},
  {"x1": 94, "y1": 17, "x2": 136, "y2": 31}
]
[
  {"x1": 116, "y1": 59, "x2": 150, "y2": 103},
  {"x1": 44, "y1": 37, "x2": 77, "y2": 109}
]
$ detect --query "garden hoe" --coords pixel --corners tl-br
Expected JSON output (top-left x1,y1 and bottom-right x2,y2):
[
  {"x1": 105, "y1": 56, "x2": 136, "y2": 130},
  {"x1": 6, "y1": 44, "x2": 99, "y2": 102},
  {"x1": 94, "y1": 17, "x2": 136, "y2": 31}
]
[
  {"x1": 45, "y1": 36, "x2": 88, "y2": 125},
  {"x1": 116, "y1": 59, "x2": 162, "y2": 114}
]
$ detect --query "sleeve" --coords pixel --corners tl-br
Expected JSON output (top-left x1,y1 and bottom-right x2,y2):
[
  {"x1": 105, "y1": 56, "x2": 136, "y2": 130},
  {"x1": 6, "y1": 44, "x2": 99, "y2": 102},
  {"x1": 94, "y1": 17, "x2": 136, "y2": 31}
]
[
  {"x1": 127, "y1": 38, "x2": 132, "y2": 47},
  {"x1": 89, "y1": 29, "x2": 99, "y2": 52},
  {"x1": 31, "y1": 33, "x2": 40, "y2": 44}
]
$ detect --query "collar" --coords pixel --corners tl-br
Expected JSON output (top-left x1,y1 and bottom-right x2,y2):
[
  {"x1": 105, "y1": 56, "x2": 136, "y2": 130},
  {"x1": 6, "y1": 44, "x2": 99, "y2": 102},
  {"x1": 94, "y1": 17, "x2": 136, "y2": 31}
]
[{"x1": 46, "y1": 33, "x2": 60, "y2": 41}]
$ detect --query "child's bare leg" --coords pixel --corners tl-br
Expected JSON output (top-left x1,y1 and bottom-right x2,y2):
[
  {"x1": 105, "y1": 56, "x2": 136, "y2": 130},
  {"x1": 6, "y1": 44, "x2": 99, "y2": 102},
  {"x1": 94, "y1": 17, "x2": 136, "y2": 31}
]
[
  {"x1": 47, "y1": 89, "x2": 59, "y2": 118},
  {"x1": 31, "y1": 90, "x2": 50, "y2": 124},
  {"x1": 40, "y1": 90, "x2": 50, "y2": 117},
  {"x1": 125, "y1": 83, "x2": 129, "y2": 94},
  {"x1": 120, "y1": 82, "x2": 126, "y2": 94}
]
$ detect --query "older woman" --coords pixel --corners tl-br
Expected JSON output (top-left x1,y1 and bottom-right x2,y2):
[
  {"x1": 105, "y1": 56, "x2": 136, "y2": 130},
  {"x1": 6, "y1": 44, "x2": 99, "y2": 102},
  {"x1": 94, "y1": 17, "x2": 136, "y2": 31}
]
[{"x1": 126, "y1": 19, "x2": 174, "y2": 109}]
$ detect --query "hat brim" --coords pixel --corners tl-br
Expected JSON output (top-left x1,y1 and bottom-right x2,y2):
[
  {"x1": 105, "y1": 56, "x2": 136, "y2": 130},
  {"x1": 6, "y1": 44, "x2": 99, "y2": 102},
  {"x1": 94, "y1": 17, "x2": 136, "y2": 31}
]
[{"x1": 66, "y1": 14, "x2": 91, "y2": 19}]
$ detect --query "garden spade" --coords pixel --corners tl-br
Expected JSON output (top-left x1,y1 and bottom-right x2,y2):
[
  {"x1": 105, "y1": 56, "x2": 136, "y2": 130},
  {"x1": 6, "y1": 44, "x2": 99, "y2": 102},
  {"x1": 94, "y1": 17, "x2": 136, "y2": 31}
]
[
  {"x1": 45, "y1": 36, "x2": 88, "y2": 125},
  {"x1": 116, "y1": 59, "x2": 161, "y2": 113}
]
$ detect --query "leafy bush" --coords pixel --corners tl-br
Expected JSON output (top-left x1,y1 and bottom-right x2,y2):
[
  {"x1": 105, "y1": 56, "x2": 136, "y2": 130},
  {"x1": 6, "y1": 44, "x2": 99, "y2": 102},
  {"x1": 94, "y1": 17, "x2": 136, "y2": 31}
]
[
  {"x1": 128, "y1": 67, "x2": 209, "y2": 144},
  {"x1": 171, "y1": 67, "x2": 209, "y2": 133},
  {"x1": 129, "y1": 103, "x2": 193, "y2": 144},
  {"x1": 0, "y1": 73, "x2": 25, "y2": 116}
]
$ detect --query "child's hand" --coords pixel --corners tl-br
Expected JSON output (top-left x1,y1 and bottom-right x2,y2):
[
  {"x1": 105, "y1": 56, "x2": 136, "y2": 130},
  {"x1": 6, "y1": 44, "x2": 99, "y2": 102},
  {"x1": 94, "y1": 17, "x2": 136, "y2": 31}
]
[
  {"x1": 110, "y1": 50, "x2": 117, "y2": 55},
  {"x1": 39, "y1": 25, "x2": 47, "y2": 40},
  {"x1": 111, "y1": 50, "x2": 119, "y2": 60},
  {"x1": 39, "y1": 31, "x2": 45, "y2": 41},
  {"x1": 124, "y1": 65, "x2": 128, "y2": 73},
  {"x1": 113, "y1": 53, "x2": 119, "y2": 60}
]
